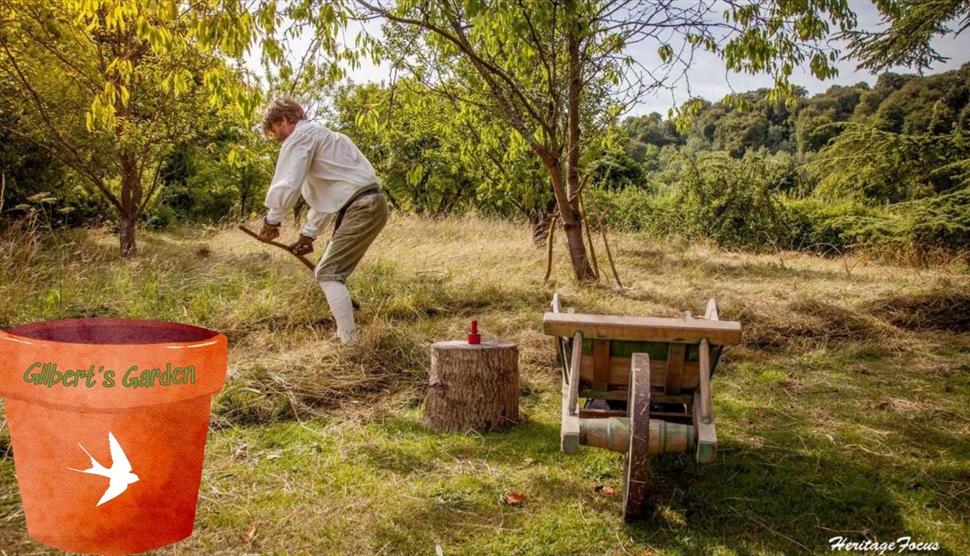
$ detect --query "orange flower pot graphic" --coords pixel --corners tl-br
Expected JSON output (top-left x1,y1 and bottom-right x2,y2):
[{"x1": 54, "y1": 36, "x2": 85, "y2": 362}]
[{"x1": 0, "y1": 318, "x2": 228, "y2": 554}]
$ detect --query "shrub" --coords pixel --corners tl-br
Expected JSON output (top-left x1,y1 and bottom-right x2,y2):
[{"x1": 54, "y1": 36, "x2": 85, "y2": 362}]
[
  {"x1": 781, "y1": 188, "x2": 970, "y2": 262},
  {"x1": 780, "y1": 197, "x2": 874, "y2": 251},
  {"x1": 583, "y1": 186, "x2": 672, "y2": 234},
  {"x1": 666, "y1": 151, "x2": 790, "y2": 250}
]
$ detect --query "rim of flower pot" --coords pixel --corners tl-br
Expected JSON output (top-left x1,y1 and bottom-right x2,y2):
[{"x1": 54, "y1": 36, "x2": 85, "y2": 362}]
[
  {"x1": 0, "y1": 318, "x2": 228, "y2": 410},
  {"x1": 2, "y1": 317, "x2": 221, "y2": 347}
]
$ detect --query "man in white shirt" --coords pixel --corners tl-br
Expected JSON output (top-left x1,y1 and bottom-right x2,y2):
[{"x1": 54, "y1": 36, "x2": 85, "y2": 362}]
[{"x1": 257, "y1": 97, "x2": 389, "y2": 343}]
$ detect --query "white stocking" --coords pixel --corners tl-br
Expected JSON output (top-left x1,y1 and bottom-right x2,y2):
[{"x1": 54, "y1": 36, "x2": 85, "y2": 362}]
[{"x1": 319, "y1": 280, "x2": 357, "y2": 343}]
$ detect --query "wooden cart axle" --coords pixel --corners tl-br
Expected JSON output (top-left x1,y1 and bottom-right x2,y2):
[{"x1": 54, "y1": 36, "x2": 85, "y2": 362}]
[{"x1": 579, "y1": 417, "x2": 695, "y2": 455}]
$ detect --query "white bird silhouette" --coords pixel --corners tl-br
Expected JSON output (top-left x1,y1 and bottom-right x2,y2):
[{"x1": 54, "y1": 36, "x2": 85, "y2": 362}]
[{"x1": 69, "y1": 432, "x2": 140, "y2": 507}]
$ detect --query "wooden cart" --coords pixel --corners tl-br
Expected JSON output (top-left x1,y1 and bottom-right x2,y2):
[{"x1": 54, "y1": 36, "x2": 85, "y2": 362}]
[{"x1": 542, "y1": 294, "x2": 742, "y2": 520}]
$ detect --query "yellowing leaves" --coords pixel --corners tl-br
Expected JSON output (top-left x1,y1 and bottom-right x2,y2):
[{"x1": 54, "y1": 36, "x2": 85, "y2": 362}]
[
  {"x1": 85, "y1": 91, "x2": 118, "y2": 132},
  {"x1": 106, "y1": 58, "x2": 133, "y2": 82},
  {"x1": 407, "y1": 164, "x2": 425, "y2": 186},
  {"x1": 173, "y1": 69, "x2": 194, "y2": 96},
  {"x1": 657, "y1": 43, "x2": 674, "y2": 64},
  {"x1": 354, "y1": 105, "x2": 381, "y2": 134},
  {"x1": 161, "y1": 69, "x2": 195, "y2": 97}
]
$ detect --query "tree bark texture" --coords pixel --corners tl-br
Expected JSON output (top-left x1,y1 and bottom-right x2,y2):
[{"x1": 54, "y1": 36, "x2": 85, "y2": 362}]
[
  {"x1": 118, "y1": 152, "x2": 140, "y2": 257},
  {"x1": 527, "y1": 198, "x2": 557, "y2": 247},
  {"x1": 425, "y1": 340, "x2": 520, "y2": 432},
  {"x1": 545, "y1": 158, "x2": 595, "y2": 282}
]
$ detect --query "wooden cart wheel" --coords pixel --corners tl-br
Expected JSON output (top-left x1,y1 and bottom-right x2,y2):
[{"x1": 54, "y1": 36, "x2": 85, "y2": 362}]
[{"x1": 622, "y1": 353, "x2": 651, "y2": 521}]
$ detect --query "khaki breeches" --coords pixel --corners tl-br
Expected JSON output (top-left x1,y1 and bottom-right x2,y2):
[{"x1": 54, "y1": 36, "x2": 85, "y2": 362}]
[{"x1": 314, "y1": 191, "x2": 389, "y2": 283}]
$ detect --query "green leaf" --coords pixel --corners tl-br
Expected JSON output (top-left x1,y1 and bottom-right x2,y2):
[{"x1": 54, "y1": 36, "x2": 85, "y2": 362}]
[{"x1": 407, "y1": 164, "x2": 424, "y2": 186}]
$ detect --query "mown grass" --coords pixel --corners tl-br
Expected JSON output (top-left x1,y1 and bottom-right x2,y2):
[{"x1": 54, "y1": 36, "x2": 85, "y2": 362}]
[{"x1": 0, "y1": 214, "x2": 968, "y2": 555}]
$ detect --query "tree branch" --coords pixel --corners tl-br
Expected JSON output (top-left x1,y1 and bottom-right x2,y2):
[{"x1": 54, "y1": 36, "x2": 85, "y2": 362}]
[{"x1": 0, "y1": 39, "x2": 122, "y2": 210}]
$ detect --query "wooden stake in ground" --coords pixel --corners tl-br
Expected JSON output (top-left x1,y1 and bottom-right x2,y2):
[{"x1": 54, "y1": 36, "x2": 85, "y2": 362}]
[{"x1": 425, "y1": 340, "x2": 520, "y2": 432}]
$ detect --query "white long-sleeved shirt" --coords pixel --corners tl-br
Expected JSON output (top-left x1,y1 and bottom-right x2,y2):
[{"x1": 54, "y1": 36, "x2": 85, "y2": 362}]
[{"x1": 263, "y1": 120, "x2": 379, "y2": 237}]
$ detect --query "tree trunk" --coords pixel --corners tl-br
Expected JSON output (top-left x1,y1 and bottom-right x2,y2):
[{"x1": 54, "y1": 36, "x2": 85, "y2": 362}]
[
  {"x1": 118, "y1": 153, "x2": 140, "y2": 257},
  {"x1": 118, "y1": 212, "x2": 136, "y2": 257},
  {"x1": 526, "y1": 198, "x2": 557, "y2": 247},
  {"x1": 561, "y1": 3, "x2": 596, "y2": 283},
  {"x1": 545, "y1": 157, "x2": 596, "y2": 282},
  {"x1": 528, "y1": 210, "x2": 551, "y2": 247},
  {"x1": 240, "y1": 189, "x2": 250, "y2": 216},
  {"x1": 425, "y1": 340, "x2": 520, "y2": 432}
]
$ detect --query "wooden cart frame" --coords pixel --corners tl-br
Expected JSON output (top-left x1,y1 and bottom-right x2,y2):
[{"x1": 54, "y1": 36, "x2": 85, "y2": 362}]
[{"x1": 542, "y1": 293, "x2": 742, "y2": 520}]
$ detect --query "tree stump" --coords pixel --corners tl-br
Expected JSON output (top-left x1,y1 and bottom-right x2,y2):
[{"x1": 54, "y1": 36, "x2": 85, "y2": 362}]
[{"x1": 425, "y1": 340, "x2": 519, "y2": 432}]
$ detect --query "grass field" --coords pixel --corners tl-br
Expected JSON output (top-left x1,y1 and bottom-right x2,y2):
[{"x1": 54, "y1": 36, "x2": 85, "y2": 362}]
[{"x1": 0, "y1": 214, "x2": 968, "y2": 555}]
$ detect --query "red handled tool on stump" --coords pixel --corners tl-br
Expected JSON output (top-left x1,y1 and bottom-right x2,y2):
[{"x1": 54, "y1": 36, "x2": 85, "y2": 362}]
[
  {"x1": 238, "y1": 224, "x2": 360, "y2": 310},
  {"x1": 467, "y1": 320, "x2": 481, "y2": 344}
]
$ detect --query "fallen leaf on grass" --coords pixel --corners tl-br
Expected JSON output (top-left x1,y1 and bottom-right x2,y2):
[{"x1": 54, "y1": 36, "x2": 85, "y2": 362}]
[
  {"x1": 502, "y1": 491, "x2": 526, "y2": 506},
  {"x1": 594, "y1": 484, "x2": 616, "y2": 496}
]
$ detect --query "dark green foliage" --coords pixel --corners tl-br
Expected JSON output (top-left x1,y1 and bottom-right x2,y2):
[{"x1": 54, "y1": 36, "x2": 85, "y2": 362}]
[
  {"x1": 794, "y1": 83, "x2": 868, "y2": 153},
  {"x1": 683, "y1": 89, "x2": 800, "y2": 157},
  {"x1": 865, "y1": 63, "x2": 970, "y2": 134},
  {"x1": 839, "y1": 187, "x2": 970, "y2": 258},
  {"x1": 595, "y1": 65, "x2": 970, "y2": 260},
  {"x1": 586, "y1": 147, "x2": 644, "y2": 191},
  {"x1": 621, "y1": 112, "x2": 684, "y2": 156},
  {"x1": 852, "y1": 72, "x2": 917, "y2": 120},
  {"x1": 630, "y1": 65, "x2": 970, "y2": 159},
  {"x1": 779, "y1": 187, "x2": 970, "y2": 262},
  {"x1": 584, "y1": 186, "x2": 672, "y2": 234},
  {"x1": 588, "y1": 129, "x2": 970, "y2": 262},
  {"x1": 0, "y1": 95, "x2": 108, "y2": 226},
  {"x1": 588, "y1": 151, "x2": 803, "y2": 250},
  {"x1": 780, "y1": 197, "x2": 874, "y2": 250},
  {"x1": 147, "y1": 131, "x2": 272, "y2": 227}
]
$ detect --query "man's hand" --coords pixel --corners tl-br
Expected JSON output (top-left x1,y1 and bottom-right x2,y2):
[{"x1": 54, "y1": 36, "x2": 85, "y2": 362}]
[
  {"x1": 258, "y1": 218, "x2": 281, "y2": 241},
  {"x1": 289, "y1": 234, "x2": 315, "y2": 255}
]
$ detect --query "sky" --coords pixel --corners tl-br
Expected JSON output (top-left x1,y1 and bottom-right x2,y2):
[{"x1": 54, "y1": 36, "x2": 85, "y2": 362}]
[{"x1": 251, "y1": 1, "x2": 970, "y2": 117}]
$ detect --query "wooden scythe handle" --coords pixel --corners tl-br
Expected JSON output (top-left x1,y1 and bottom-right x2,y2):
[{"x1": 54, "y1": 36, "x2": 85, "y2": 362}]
[
  {"x1": 238, "y1": 224, "x2": 361, "y2": 310},
  {"x1": 238, "y1": 225, "x2": 316, "y2": 271}
]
